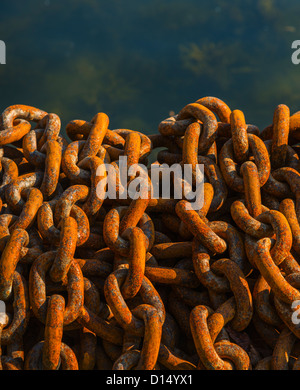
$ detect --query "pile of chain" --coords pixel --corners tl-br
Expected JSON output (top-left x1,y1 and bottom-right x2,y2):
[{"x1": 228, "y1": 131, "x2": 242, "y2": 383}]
[{"x1": 0, "y1": 98, "x2": 300, "y2": 370}]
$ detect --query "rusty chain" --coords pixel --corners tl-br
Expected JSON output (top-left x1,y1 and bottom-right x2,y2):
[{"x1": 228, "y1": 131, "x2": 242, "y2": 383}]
[{"x1": 0, "y1": 99, "x2": 300, "y2": 370}]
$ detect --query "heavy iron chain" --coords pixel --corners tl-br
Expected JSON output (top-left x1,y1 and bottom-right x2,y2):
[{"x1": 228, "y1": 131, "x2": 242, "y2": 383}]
[{"x1": 0, "y1": 99, "x2": 300, "y2": 370}]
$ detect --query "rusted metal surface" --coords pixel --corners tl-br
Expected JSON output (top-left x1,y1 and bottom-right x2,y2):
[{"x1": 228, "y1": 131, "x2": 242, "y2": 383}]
[{"x1": 0, "y1": 98, "x2": 300, "y2": 370}]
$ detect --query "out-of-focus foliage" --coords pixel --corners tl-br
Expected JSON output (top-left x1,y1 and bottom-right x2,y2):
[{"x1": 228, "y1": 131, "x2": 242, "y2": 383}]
[{"x1": 0, "y1": 0, "x2": 299, "y2": 134}]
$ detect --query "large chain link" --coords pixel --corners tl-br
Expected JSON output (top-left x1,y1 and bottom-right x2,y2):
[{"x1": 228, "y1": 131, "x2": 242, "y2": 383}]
[{"x1": 0, "y1": 99, "x2": 299, "y2": 370}]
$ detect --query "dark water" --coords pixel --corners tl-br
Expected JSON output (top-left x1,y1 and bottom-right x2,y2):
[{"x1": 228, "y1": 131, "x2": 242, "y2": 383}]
[{"x1": 0, "y1": 0, "x2": 300, "y2": 135}]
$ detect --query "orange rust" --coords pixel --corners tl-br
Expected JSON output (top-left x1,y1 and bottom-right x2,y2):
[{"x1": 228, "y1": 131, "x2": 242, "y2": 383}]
[{"x1": 0, "y1": 98, "x2": 300, "y2": 370}]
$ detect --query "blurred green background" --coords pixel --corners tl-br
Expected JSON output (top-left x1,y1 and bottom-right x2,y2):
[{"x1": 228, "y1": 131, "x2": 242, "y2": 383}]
[{"x1": 0, "y1": 0, "x2": 299, "y2": 135}]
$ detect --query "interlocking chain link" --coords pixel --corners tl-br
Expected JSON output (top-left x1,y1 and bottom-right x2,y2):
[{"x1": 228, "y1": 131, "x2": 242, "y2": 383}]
[{"x1": 0, "y1": 99, "x2": 299, "y2": 370}]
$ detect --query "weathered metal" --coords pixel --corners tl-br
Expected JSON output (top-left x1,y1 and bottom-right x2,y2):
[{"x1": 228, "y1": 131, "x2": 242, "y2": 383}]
[{"x1": 0, "y1": 98, "x2": 299, "y2": 370}]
